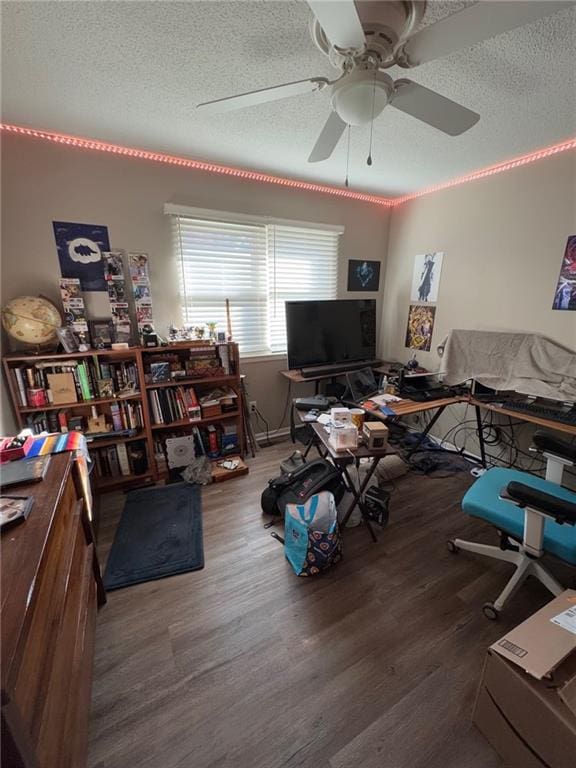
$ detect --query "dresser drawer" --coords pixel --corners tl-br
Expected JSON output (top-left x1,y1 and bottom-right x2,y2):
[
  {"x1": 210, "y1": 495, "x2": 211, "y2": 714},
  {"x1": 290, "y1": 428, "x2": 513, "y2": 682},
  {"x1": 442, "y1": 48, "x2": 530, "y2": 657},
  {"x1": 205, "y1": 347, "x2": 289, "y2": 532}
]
[{"x1": 11, "y1": 477, "x2": 88, "y2": 755}]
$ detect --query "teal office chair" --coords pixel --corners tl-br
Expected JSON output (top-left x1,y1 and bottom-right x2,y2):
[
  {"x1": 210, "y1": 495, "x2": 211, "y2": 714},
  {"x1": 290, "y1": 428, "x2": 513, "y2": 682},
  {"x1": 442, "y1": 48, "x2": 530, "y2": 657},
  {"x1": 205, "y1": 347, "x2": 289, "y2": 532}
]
[{"x1": 448, "y1": 431, "x2": 576, "y2": 619}]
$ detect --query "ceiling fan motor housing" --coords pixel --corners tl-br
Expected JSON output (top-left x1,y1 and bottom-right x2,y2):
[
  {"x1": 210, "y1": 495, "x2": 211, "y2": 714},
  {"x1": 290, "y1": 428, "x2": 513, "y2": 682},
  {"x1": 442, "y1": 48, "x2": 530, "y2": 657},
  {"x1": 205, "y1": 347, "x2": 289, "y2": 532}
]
[{"x1": 331, "y1": 70, "x2": 394, "y2": 126}]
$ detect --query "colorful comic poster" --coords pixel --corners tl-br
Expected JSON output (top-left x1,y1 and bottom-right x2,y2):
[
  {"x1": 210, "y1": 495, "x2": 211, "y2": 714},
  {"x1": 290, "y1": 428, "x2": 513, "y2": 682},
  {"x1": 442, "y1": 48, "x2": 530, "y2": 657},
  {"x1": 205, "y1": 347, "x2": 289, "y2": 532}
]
[
  {"x1": 405, "y1": 305, "x2": 436, "y2": 352},
  {"x1": 53, "y1": 221, "x2": 110, "y2": 291},
  {"x1": 129, "y1": 252, "x2": 155, "y2": 331},
  {"x1": 102, "y1": 250, "x2": 133, "y2": 343},
  {"x1": 410, "y1": 252, "x2": 444, "y2": 304},
  {"x1": 552, "y1": 236, "x2": 576, "y2": 311},
  {"x1": 59, "y1": 278, "x2": 88, "y2": 333},
  {"x1": 129, "y1": 252, "x2": 150, "y2": 283}
]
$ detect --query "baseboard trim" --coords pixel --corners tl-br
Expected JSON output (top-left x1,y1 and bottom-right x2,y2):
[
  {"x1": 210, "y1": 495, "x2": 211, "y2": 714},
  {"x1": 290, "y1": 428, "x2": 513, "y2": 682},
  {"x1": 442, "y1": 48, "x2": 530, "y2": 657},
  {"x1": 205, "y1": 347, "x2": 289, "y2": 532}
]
[{"x1": 254, "y1": 426, "x2": 291, "y2": 445}]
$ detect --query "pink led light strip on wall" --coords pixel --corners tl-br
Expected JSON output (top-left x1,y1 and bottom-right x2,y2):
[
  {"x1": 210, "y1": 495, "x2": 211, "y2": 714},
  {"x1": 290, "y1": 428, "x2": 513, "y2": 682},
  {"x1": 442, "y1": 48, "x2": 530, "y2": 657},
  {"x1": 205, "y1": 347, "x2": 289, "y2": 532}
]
[
  {"x1": 1, "y1": 123, "x2": 575, "y2": 207},
  {"x1": 0, "y1": 123, "x2": 393, "y2": 207},
  {"x1": 392, "y1": 136, "x2": 576, "y2": 206}
]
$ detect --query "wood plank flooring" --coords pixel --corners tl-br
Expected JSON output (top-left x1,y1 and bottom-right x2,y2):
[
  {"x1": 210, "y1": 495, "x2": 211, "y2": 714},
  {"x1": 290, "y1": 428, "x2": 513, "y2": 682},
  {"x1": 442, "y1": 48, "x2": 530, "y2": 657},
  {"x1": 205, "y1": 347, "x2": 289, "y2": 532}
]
[{"x1": 88, "y1": 441, "x2": 572, "y2": 768}]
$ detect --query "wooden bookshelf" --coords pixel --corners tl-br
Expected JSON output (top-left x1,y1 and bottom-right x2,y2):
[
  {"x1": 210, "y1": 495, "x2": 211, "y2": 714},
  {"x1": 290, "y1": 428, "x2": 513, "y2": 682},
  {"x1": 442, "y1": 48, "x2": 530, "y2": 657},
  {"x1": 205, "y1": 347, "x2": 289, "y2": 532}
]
[{"x1": 3, "y1": 341, "x2": 245, "y2": 492}]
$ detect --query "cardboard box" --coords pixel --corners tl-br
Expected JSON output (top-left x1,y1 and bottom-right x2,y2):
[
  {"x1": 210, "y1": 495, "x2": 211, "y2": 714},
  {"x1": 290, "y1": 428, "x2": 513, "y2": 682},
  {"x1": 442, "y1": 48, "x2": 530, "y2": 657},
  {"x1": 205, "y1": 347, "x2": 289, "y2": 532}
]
[{"x1": 474, "y1": 590, "x2": 576, "y2": 767}]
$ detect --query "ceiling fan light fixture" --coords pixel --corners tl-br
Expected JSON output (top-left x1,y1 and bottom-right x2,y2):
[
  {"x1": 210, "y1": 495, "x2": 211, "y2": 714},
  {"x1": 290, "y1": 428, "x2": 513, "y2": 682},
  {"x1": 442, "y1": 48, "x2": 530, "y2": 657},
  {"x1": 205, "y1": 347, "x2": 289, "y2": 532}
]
[{"x1": 331, "y1": 70, "x2": 393, "y2": 126}]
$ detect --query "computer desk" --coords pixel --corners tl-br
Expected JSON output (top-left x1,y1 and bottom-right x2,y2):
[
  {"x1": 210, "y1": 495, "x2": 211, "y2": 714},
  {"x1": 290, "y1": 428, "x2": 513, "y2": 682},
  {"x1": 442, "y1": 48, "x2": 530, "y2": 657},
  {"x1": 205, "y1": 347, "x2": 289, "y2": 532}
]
[
  {"x1": 470, "y1": 397, "x2": 576, "y2": 467},
  {"x1": 361, "y1": 395, "x2": 467, "y2": 458},
  {"x1": 280, "y1": 364, "x2": 392, "y2": 395}
]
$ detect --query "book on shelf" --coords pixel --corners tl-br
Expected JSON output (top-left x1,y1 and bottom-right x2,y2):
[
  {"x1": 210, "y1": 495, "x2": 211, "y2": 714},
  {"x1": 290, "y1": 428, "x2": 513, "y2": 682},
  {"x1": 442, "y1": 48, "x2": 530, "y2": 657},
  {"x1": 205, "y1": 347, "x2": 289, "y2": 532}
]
[
  {"x1": 148, "y1": 386, "x2": 201, "y2": 425},
  {"x1": 116, "y1": 444, "x2": 131, "y2": 476},
  {"x1": 24, "y1": 398, "x2": 143, "y2": 436},
  {"x1": 46, "y1": 372, "x2": 77, "y2": 405},
  {"x1": 9, "y1": 358, "x2": 140, "y2": 407},
  {"x1": 217, "y1": 344, "x2": 231, "y2": 375}
]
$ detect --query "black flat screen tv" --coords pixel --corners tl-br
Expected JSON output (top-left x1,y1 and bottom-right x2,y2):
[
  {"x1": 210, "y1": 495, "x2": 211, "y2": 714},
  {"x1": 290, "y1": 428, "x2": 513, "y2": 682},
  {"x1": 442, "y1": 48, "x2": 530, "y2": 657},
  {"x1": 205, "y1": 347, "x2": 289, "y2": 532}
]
[{"x1": 286, "y1": 299, "x2": 376, "y2": 370}]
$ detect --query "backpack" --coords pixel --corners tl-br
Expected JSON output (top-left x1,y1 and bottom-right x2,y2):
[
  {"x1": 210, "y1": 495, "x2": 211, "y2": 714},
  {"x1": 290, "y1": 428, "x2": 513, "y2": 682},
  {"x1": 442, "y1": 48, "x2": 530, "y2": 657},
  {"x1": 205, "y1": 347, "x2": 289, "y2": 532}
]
[{"x1": 261, "y1": 458, "x2": 345, "y2": 517}]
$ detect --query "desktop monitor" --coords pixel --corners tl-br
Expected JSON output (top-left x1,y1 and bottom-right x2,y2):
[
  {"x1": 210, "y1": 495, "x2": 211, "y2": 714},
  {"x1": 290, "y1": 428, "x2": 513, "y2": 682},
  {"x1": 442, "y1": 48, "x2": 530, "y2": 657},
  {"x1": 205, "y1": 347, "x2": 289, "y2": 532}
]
[{"x1": 286, "y1": 299, "x2": 376, "y2": 370}]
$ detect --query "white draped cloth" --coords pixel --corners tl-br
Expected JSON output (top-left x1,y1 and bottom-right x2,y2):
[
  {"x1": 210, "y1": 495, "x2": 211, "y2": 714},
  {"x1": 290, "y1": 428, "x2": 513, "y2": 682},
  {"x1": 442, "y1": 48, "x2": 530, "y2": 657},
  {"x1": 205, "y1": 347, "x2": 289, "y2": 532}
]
[{"x1": 439, "y1": 330, "x2": 576, "y2": 401}]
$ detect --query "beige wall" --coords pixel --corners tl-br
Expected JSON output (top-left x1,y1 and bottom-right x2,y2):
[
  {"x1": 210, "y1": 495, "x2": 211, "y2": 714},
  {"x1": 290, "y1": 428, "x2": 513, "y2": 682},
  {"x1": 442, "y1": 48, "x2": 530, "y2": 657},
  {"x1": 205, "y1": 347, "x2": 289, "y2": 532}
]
[
  {"x1": 380, "y1": 151, "x2": 576, "y2": 463},
  {"x1": 0, "y1": 133, "x2": 390, "y2": 434},
  {"x1": 381, "y1": 151, "x2": 576, "y2": 364}
]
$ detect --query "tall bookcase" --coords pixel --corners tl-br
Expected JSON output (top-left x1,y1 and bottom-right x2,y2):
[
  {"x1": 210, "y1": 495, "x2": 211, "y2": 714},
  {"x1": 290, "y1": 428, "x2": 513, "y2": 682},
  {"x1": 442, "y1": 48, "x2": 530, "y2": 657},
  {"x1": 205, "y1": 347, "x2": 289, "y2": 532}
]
[{"x1": 2, "y1": 341, "x2": 246, "y2": 492}]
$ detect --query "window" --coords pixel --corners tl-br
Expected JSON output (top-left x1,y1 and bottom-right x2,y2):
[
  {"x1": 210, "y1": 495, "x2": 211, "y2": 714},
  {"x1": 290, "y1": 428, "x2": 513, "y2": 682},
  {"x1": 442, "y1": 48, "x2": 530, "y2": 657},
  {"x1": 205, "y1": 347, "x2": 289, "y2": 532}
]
[{"x1": 167, "y1": 206, "x2": 341, "y2": 356}]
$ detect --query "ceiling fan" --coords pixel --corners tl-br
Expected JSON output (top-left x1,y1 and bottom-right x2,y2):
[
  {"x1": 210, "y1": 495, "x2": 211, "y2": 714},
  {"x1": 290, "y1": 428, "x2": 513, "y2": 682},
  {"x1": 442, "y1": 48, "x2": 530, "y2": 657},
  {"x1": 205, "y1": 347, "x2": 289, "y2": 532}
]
[{"x1": 196, "y1": 1, "x2": 571, "y2": 163}]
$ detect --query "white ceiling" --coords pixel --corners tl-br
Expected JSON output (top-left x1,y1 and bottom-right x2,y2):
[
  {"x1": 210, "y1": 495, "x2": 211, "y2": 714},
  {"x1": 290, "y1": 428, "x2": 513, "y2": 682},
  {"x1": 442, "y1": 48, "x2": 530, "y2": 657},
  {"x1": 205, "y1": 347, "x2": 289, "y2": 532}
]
[{"x1": 2, "y1": 1, "x2": 575, "y2": 196}]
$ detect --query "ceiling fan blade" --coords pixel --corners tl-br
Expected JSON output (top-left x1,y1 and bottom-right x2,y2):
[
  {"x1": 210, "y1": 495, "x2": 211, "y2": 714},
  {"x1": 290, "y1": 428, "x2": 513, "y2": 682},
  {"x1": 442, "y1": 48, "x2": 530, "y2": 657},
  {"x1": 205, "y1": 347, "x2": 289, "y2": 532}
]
[
  {"x1": 398, "y1": 1, "x2": 572, "y2": 67},
  {"x1": 307, "y1": 0, "x2": 365, "y2": 50},
  {"x1": 197, "y1": 77, "x2": 329, "y2": 114},
  {"x1": 391, "y1": 80, "x2": 480, "y2": 136},
  {"x1": 308, "y1": 112, "x2": 347, "y2": 162}
]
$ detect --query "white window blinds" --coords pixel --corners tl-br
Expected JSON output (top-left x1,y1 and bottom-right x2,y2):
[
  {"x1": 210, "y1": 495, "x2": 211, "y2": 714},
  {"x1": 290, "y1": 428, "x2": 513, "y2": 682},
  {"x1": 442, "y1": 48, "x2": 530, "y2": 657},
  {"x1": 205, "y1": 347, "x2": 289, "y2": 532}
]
[
  {"x1": 266, "y1": 225, "x2": 339, "y2": 353},
  {"x1": 170, "y1": 209, "x2": 341, "y2": 356}
]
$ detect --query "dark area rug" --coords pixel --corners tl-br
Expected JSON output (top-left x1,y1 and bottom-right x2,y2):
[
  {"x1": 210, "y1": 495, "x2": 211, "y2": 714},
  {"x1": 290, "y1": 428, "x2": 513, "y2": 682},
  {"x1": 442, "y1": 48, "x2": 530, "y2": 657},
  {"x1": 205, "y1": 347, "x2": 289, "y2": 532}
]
[{"x1": 103, "y1": 482, "x2": 203, "y2": 590}]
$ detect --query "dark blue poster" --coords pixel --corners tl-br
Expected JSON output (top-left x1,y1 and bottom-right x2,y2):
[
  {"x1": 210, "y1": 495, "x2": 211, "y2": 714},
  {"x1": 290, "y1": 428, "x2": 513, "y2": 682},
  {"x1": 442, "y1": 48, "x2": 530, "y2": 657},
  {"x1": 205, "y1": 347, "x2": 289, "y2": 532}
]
[{"x1": 53, "y1": 221, "x2": 110, "y2": 291}]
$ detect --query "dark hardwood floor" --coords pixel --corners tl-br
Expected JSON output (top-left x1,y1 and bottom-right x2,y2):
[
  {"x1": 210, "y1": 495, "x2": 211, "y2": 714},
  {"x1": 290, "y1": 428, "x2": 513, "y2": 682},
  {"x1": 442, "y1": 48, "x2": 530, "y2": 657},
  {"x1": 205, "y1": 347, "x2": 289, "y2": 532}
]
[{"x1": 88, "y1": 441, "x2": 570, "y2": 768}]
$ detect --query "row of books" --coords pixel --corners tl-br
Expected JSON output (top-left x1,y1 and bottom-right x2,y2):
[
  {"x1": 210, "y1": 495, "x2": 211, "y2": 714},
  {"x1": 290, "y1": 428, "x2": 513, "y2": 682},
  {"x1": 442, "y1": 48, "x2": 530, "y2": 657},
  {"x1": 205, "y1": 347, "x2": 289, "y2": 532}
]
[
  {"x1": 23, "y1": 400, "x2": 144, "y2": 436},
  {"x1": 11, "y1": 358, "x2": 139, "y2": 407},
  {"x1": 148, "y1": 386, "x2": 201, "y2": 424},
  {"x1": 91, "y1": 441, "x2": 148, "y2": 480},
  {"x1": 147, "y1": 386, "x2": 239, "y2": 425},
  {"x1": 109, "y1": 401, "x2": 144, "y2": 431},
  {"x1": 25, "y1": 410, "x2": 75, "y2": 435}
]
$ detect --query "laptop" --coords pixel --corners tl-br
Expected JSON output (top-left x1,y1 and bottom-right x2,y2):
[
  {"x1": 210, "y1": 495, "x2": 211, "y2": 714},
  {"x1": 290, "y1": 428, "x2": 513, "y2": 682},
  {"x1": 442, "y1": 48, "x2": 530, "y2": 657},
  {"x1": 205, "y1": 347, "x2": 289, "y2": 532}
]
[{"x1": 346, "y1": 367, "x2": 380, "y2": 404}]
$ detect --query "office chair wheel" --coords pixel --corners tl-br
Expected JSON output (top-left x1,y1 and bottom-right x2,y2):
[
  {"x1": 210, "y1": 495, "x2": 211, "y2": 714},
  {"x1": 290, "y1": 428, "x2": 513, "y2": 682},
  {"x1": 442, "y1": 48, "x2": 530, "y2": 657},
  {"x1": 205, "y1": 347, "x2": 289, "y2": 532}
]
[
  {"x1": 482, "y1": 602, "x2": 499, "y2": 621},
  {"x1": 446, "y1": 539, "x2": 459, "y2": 554}
]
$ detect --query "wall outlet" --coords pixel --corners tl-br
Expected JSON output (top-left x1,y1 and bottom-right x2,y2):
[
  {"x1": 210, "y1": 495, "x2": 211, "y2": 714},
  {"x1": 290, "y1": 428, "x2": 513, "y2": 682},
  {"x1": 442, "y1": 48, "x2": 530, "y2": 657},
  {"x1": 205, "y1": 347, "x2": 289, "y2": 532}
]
[{"x1": 249, "y1": 401, "x2": 257, "y2": 413}]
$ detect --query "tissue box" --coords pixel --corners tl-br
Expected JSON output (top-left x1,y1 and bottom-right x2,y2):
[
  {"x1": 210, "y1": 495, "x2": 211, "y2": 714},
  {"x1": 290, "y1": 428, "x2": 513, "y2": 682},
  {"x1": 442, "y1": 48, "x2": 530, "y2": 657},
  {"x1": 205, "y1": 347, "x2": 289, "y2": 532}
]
[
  {"x1": 328, "y1": 421, "x2": 358, "y2": 452},
  {"x1": 330, "y1": 407, "x2": 351, "y2": 424}
]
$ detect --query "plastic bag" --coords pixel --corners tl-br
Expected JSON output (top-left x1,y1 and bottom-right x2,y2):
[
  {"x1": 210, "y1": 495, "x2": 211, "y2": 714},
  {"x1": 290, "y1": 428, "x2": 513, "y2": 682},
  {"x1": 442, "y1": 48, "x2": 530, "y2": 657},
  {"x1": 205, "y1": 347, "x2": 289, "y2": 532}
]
[{"x1": 284, "y1": 491, "x2": 342, "y2": 576}]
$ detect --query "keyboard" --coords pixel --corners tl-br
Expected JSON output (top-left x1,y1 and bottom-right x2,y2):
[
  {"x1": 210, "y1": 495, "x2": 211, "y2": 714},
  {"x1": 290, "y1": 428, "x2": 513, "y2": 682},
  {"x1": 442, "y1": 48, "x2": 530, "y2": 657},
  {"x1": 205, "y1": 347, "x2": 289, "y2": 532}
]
[
  {"x1": 497, "y1": 399, "x2": 576, "y2": 426},
  {"x1": 300, "y1": 360, "x2": 380, "y2": 378},
  {"x1": 400, "y1": 385, "x2": 457, "y2": 402}
]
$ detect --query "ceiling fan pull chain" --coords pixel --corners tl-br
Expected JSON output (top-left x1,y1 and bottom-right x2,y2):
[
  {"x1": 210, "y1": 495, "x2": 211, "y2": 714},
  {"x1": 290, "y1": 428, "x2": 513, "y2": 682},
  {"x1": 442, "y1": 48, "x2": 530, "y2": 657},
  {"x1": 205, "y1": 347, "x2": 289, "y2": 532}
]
[
  {"x1": 367, "y1": 70, "x2": 377, "y2": 167},
  {"x1": 345, "y1": 124, "x2": 351, "y2": 187}
]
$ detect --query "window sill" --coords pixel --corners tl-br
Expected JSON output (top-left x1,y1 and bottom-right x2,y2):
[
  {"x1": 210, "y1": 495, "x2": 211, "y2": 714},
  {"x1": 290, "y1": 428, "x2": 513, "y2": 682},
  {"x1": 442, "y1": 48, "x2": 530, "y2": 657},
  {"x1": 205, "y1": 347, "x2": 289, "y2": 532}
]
[{"x1": 240, "y1": 352, "x2": 287, "y2": 364}]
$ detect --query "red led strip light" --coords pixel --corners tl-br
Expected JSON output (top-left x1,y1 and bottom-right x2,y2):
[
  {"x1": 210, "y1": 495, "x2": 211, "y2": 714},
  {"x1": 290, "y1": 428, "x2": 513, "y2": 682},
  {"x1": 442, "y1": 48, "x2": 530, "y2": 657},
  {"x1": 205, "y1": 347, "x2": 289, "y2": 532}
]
[
  {"x1": 0, "y1": 123, "x2": 393, "y2": 207},
  {"x1": 1, "y1": 123, "x2": 575, "y2": 206},
  {"x1": 391, "y1": 136, "x2": 576, "y2": 206}
]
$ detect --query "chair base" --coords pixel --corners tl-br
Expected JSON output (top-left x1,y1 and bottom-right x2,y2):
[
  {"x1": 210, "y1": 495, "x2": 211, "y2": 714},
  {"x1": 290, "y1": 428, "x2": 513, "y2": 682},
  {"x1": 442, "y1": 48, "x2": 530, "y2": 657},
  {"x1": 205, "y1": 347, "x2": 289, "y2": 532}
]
[{"x1": 451, "y1": 536, "x2": 564, "y2": 614}]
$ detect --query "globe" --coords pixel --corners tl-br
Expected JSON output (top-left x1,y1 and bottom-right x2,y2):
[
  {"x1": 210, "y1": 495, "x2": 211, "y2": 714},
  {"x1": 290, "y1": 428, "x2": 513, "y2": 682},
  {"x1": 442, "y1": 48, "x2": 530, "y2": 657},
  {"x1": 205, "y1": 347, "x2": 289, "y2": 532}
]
[{"x1": 2, "y1": 296, "x2": 62, "y2": 348}]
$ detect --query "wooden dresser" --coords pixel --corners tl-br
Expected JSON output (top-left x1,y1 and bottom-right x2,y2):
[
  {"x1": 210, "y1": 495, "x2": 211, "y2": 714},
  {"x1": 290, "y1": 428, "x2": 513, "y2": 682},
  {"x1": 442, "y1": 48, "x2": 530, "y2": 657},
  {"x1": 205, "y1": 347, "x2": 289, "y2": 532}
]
[{"x1": 1, "y1": 453, "x2": 105, "y2": 768}]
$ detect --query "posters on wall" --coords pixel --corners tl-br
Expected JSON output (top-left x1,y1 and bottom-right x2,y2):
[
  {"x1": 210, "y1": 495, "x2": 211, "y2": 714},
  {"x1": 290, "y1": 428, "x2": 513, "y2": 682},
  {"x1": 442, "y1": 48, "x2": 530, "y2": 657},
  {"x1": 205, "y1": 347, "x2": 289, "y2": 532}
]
[
  {"x1": 347, "y1": 260, "x2": 381, "y2": 291},
  {"x1": 410, "y1": 251, "x2": 444, "y2": 303},
  {"x1": 405, "y1": 251, "x2": 444, "y2": 351},
  {"x1": 59, "y1": 278, "x2": 89, "y2": 334},
  {"x1": 405, "y1": 304, "x2": 436, "y2": 352},
  {"x1": 552, "y1": 236, "x2": 576, "y2": 311},
  {"x1": 129, "y1": 253, "x2": 155, "y2": 334},
  {"x1": 103, "y1": 250, "x2": 132, "y2": 343},
  {"x1": 53, "y1": 221, "x2": 110, "y2": 291}
]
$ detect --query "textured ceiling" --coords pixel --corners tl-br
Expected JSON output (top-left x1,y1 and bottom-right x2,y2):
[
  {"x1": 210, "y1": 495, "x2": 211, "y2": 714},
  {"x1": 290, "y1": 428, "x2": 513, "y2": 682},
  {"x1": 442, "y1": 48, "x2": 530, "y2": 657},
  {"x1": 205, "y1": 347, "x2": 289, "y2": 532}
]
[{"x1": 1, "y1": 0, "x2": 575, "y2": 196}]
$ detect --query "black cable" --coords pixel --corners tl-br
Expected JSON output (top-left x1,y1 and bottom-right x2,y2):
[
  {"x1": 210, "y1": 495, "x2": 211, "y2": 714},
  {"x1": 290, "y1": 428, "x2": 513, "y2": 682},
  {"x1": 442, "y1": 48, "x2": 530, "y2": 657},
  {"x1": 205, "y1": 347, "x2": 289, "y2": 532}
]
[
  {"x1": 253, "y1": 407, "x2": 271, "y2": 446},
  {"x1": 269, "y1": 379, "x2": 292, "y2": 434}
]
